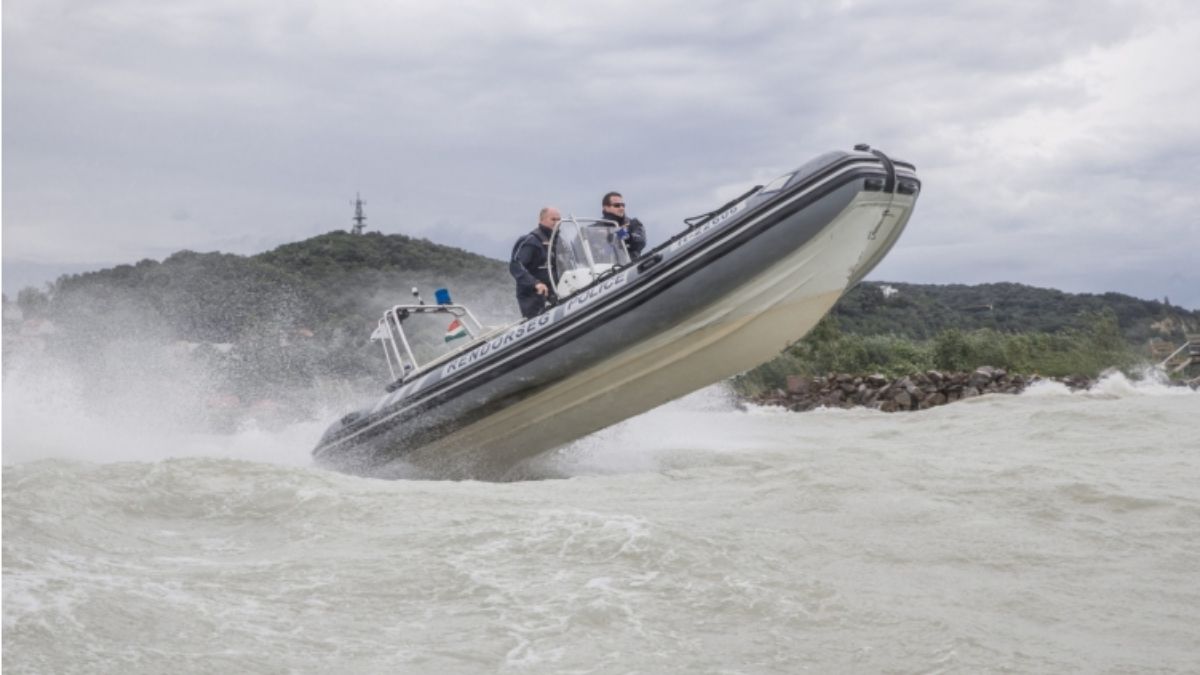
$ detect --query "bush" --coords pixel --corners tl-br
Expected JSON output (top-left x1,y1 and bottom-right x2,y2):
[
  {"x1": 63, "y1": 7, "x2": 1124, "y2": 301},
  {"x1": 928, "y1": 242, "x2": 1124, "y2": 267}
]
[{"x1": 733, "y1": 310, "x2": 1142, "y2": 397}]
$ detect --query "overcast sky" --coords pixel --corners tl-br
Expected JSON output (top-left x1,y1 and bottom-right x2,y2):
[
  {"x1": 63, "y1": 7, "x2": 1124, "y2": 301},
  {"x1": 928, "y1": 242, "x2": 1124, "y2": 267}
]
[{"x1": 4, "y1": 0, "x2": 1199, "y2": 307}]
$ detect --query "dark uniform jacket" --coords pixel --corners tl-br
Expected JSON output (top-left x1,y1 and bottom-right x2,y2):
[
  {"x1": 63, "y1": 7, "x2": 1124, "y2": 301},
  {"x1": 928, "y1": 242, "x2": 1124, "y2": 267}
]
[
  {"x1": 602, "y1": 212, "x2": 647, "y2": 260},
  {"x1": 509, "y1": 225, "x2": 557, "y2": 318}
]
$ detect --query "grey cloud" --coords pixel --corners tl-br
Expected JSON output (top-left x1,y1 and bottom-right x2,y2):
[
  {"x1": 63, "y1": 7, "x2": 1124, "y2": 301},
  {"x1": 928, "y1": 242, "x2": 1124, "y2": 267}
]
[{"x1": 3, "y1": 0, "x2": 1199, "y2": 307}]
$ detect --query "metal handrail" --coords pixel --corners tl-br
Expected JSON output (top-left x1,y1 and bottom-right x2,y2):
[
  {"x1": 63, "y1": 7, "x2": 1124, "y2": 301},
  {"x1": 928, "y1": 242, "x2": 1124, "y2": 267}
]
[
  {"x1": 1157, "y1": 341, "x2": 1191, "y2": 369},
  {"x1": 373, "y1": 303, "x2": 485, "y2": 380}
]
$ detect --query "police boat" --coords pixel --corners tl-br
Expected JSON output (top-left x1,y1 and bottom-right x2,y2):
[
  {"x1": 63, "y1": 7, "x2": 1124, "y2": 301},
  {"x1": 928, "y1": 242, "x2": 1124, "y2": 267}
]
[{"x1": 313, "y1": 145, "x2": 921, "y2": 478}]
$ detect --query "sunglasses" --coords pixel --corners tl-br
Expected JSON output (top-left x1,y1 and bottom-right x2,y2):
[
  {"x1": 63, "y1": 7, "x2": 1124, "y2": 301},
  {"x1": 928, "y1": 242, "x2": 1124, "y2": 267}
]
[{"x1": 609, "y1": 202, "x2": 626, "y2": 208}]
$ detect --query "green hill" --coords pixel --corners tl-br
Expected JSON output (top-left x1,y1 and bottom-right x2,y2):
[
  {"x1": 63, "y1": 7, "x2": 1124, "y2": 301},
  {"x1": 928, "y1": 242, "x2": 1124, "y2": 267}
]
[
  {"x1": 732, "y1": 282, "x2": 1200, "y2": 395},
  {"x1": 832, "y1": 281, "x2": 1198, "y2": 344},
  {"x1": 3, "y1": 231, "x2": 514, "y2": 424},
  {"x1": 6, "y1": 233, "x2": 1196, "y2": 423},
  {"x1": 38, "y1": 231, "x2": 510, "y2": 342}
]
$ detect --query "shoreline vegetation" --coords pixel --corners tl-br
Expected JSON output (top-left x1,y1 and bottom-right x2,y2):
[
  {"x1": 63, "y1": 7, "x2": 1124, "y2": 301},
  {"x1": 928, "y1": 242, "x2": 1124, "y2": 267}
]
[
  {"x1": 742, "y1": 367, "x2": 1194, "y2": 414},
  {"x1": 732, "y1": 312, "x2": 1199, "y2": 412}
]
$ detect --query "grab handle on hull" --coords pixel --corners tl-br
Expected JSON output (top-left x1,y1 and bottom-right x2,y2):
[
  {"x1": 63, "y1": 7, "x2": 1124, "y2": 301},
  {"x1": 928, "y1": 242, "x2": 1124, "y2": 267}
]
[
  {"x1": 869, "y1": 148, "x2": 896, "y2": 193},
  {"x1": 637, "y1": 253, "x2": 663, "y2": 272}
]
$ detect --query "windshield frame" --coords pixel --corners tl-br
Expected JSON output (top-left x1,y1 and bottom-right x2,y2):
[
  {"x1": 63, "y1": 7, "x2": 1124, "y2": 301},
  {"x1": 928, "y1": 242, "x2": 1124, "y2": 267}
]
[{"x1": 547, "y1": 215, "x2": 632, "y2": 298}]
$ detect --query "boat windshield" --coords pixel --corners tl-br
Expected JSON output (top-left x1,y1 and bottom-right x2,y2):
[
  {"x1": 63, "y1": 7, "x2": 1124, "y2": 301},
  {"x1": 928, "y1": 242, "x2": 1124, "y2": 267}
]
[{"x1": 551, "y1": 217, "x2": 632, "y2": 297}]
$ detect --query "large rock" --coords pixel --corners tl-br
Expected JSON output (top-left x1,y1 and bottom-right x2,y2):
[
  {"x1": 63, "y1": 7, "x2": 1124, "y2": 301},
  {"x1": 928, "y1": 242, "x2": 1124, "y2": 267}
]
[
  {"x1": 747, "y1": 369, "x2": 1120, "y2": 414},
  {"x1": 968, "y1": 367, "x2": 995, "y2": 388}
]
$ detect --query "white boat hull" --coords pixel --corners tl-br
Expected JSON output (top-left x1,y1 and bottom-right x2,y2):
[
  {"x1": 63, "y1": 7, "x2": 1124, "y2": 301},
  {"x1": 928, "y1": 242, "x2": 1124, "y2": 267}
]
[{"x1": 408, "y1": 192, "x2": 914, "y2": 477}]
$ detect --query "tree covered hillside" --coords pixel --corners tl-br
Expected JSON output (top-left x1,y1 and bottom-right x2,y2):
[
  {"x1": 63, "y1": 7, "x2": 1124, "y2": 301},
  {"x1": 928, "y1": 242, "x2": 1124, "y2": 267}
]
[
  {"x1": 5, "y1": 232, "x2": 1196, "y2": 426},
  {"x1": 35, "y1": 231, "x2": 512, "y2": 343},
  {"x1": 732, "y1": 282, "x2": 1200, "y2": 396},
  {"x1": 832, "y1": 282, "x2": 1198, "y2": 344},
  {"x1": 4, "y1": 231, "x2": 515, "y2": 427}
]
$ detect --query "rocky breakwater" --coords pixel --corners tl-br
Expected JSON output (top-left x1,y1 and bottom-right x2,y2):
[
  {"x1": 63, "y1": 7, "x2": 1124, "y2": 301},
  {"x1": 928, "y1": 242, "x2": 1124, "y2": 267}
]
[{"x1": 751, "y1": 367, "x2": 1096, "y2": 413}]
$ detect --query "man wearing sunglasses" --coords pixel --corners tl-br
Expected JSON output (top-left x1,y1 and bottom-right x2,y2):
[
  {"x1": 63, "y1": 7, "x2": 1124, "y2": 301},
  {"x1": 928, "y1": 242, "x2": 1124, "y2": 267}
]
[
  {"x1": 601, "y1": 192, "x2": 647, "y2": 261},
  {"x1": 509, "y1": 206, "x2": 561, "y2": 319}
]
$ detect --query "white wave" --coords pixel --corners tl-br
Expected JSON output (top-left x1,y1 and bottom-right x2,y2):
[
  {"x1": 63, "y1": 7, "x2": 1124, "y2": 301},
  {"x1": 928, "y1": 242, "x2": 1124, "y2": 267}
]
[
  {"x1": 1019, "y1": 369, "x2": 1197, "y2": 401},
  {"x1": 1020, "y1": 379, "x2": 1074, "y2": 397},
  {"x1": 1086, "y1": 369, "x2": 1198, "y2": 398}
]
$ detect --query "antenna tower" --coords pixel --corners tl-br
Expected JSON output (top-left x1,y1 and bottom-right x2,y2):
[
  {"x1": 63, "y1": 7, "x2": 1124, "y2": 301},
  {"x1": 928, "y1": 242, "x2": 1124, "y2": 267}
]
[{"x1": 352, "y1": 192, "x2": 367, "y2": 235}]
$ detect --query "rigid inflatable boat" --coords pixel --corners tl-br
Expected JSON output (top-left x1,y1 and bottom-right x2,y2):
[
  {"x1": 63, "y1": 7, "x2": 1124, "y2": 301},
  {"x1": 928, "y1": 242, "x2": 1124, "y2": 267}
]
[{"x1": 314, "y1": 145, "x2": 920, "y2": 478}]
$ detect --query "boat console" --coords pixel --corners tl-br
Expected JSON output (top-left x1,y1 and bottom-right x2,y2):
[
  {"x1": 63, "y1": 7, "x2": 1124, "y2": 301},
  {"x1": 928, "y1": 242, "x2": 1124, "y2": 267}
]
[{"x1": 548, "y1": 216, "x2": 632, "y2": 297}]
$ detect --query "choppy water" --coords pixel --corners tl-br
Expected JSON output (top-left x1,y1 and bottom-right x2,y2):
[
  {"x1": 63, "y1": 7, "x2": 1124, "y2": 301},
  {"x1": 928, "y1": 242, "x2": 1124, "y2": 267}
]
[{"x1": 4, "y1": 375, "x2": 1199, "y2": 673}]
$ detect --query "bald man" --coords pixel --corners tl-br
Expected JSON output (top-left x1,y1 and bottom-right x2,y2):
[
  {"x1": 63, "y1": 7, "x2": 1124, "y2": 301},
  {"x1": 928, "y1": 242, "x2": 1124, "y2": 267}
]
[{"x1": 509, "y1": 206, "x2": 561, "y2": 319}]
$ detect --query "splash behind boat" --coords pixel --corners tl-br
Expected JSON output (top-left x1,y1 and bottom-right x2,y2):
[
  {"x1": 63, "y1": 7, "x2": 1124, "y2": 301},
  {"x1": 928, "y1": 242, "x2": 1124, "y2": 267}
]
[{"x1": 314, "y1": 145, "x2": 920, "y2": 478}]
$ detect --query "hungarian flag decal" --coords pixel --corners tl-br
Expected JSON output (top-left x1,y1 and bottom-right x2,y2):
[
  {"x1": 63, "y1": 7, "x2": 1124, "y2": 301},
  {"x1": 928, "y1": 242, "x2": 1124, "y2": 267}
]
[{"x1": 444, "y1": 318, "x2": 468, "y2": 342}]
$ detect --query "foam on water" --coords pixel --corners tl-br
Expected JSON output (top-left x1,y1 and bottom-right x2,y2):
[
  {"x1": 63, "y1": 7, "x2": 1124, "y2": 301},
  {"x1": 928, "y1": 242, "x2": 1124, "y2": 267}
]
[
  {"x1": 1019, "y1": 368, "x2": 1195, "y2": 400},
  {"x1": 4, "y1": 364, "x2": 1199, "y2": 672}
]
